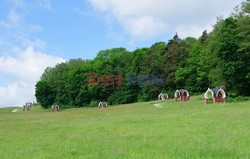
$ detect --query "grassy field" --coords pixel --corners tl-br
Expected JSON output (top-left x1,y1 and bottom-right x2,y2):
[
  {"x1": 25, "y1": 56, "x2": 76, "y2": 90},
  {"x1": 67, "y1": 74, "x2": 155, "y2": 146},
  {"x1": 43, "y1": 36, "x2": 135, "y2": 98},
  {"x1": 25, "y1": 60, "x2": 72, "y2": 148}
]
[{"x1": 0, "y1": 96, "x2": 249, "y2": 159}]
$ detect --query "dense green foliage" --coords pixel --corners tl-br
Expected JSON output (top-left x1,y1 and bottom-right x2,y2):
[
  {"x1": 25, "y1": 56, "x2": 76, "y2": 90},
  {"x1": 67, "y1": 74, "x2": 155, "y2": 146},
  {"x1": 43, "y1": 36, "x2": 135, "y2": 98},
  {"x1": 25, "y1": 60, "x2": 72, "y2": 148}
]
[
  {"x1": 1, "y1": 98, "x2": 249, "y2": 158},
  {"x1": 35, "y1": 1, "x2": 250, "y2": 108},
  {"x1": 35, "y1": 81, "x2": 55, "y2": 108}
]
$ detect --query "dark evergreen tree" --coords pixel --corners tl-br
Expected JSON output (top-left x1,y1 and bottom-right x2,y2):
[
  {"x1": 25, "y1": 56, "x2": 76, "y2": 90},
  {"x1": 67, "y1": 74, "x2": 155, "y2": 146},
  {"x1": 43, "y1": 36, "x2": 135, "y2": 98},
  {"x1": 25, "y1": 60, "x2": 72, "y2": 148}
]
[{"x1": 164, "y1": 33, "x2": 182, "y2": 89}]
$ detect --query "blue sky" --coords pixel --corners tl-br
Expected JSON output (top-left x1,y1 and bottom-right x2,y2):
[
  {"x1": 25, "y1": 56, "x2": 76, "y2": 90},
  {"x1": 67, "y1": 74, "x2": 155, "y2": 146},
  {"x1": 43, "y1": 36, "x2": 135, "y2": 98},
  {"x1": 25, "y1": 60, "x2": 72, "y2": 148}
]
[
  {"x1": 0, "y1": 0, "x2": 243, "y2": 107},
  {"x1": 0, "y1": 0, "x2": 170, "y2": 60}
]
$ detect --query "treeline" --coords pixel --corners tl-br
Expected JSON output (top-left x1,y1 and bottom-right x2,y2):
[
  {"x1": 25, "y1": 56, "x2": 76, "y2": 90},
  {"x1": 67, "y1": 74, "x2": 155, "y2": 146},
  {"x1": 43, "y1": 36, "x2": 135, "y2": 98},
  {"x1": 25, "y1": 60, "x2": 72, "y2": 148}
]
[{"x1": 35, "y1": 1, "x2": 250, "y2": 109}]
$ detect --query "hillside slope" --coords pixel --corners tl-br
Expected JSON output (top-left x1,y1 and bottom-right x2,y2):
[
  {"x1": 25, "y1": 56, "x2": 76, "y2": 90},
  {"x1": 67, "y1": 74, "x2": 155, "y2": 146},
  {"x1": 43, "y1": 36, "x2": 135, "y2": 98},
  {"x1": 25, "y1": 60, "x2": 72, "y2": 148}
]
[{"x1": 0, "y1": 97, "x2": 249, "y2": 158}]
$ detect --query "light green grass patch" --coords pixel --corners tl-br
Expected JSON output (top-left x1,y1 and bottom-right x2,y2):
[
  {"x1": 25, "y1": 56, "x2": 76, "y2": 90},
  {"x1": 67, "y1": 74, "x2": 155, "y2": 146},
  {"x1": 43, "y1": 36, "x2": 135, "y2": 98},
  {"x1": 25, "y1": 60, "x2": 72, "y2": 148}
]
[{"x1": 0, "y1": 96, "x2": 249, "y2": 158}]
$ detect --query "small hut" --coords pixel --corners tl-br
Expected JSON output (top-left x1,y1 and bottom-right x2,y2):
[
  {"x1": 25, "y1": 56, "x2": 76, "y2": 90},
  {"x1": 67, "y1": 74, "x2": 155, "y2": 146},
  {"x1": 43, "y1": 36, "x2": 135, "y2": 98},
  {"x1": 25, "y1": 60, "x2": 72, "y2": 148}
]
[
  {"x1": 204, "y1": 88, "x2": 226, "y2": 104},
  {"x1": 23, "y1": 102, "x2": 33, "y2": 111},
  {"x1": 158, "y1": 93, "x2": 169, "y2": 100},
  {"x1": 22, "y1": 104, "x2": 30, "y2": 111},
  {"x1": 174, "y1": 89, "x2": 190, "y2": 102},
  {"x1": 26, "y1": 102, "x2": 33, "y2": 107},
  {"x1": 98, "y1": 102, "x2": 108, "y2": 108},
  {"x1": 51, "y1": 105, "x2": 60, "y2": 112}
]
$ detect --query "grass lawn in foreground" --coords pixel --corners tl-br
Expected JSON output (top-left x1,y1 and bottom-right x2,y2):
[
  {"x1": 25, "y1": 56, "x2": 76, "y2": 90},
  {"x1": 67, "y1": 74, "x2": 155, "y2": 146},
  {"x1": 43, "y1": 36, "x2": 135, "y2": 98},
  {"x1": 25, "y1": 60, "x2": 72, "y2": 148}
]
[{"x1": 0, "y1": 96, "x2": 249, "y2": 158}]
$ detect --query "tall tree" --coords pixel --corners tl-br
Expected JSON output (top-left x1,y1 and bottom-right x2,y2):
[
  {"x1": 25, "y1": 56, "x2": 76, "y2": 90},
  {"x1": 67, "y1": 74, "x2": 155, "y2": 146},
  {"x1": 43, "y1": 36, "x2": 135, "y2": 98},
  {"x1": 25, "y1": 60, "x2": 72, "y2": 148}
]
[
  {"x1": 164, "y1": 33, "x2": 183, "y2": 89},
  {"x1": 218, "y1": 14, "x2": 249, "y2": 95}
]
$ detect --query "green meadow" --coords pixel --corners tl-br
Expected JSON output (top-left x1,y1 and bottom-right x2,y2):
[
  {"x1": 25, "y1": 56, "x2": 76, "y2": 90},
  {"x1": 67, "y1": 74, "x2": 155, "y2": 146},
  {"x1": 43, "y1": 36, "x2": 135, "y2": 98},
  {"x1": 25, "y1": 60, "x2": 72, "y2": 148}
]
[{"x1": 0, "y1": 96, "x2": 249, "y2": 159}]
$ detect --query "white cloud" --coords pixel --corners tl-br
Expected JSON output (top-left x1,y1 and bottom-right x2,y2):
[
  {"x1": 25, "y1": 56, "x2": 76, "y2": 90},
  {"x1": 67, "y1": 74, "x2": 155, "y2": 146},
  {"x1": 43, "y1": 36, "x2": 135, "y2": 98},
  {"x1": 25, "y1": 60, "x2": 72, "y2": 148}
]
[
  {"x1": 0, "y1": 82, "x2": 32, "y2": 107},
  {"x1": 125, "y1": 16, "x2": 166, "y2": 38},
  {"x1": 0, "y1": 0, "x2": 65, "y2": 108},
  {"x1": 176, "y1": 23, "x2": 214, "y2": 39},
  {"x1": 20, "y1": 38, "x2": 46, "y2": 50},
  {"x1": 0, "y1": 1, "x2": 46, "y2": 51},
  {"x1": 8, "y1": 9, "x2": 21, "y2": 24},
  {"x1": 36, "y1": 0, "x2": 53, "y2": 10},
  {"x1": 0, "y1": 47, "x2": 65, "y2": 107},
  {"x1": 12, "y1": 0, "x2": 25, "y2": 8},
  {"x1": 88, "y1": 0, "x2": 243, "y2": 39},
  {"x1": 10, "y1": 0, "x2": 53, "y2": 10}
]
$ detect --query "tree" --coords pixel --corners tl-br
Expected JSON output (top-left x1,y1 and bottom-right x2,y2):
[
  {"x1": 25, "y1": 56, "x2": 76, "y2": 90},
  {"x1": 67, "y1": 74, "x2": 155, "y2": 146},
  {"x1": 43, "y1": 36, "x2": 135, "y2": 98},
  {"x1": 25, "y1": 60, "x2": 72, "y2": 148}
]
[
  {"x1": 218, "y1": 14, "x2": 249, "y2": 95},
  {"x1": 35, "y1": 81, "x2": 55, "y2": 108},
  {"x1": 35, "y1": 0, "x2": 250, "y2": 108},
  {"x1": 164, "y1": 33, "x2": 182, "y2": 89},
  {"x1": 139, "y1": 42, "x2": 166, "y2": 100},
  {"x1": 199, "y1": 30, "x2": 208, "y2": 44}
]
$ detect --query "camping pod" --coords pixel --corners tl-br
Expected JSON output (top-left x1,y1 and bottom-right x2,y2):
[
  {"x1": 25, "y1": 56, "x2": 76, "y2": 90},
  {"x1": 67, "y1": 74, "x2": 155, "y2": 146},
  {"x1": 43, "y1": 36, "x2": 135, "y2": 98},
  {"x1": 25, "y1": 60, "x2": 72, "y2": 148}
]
[
  {"x1": 51, "y1": 105, "x2": 60, "y2": 112},
  {"x1": 98, "y1": 102, "x2": 108, "y2": 108},
  {"x1": 158, "y1": 93, "x2": 169, "y2": 100},
  {"x1": 204, "y1": 88, "x2": 226, "y2": 104},
  {"x1": 22, "y1": 105, "x2": 30, "y2": 111},
  {"x1": 174, "y1": 89, "x2": 190, "y2": 102}
]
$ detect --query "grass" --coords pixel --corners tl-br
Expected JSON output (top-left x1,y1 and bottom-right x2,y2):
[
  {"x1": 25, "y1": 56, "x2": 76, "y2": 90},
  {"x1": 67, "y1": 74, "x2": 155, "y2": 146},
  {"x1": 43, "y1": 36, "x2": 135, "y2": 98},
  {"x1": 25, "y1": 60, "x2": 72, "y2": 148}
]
[{"x1": 0, "y1": 96, "x2": 249, "y2": 159}]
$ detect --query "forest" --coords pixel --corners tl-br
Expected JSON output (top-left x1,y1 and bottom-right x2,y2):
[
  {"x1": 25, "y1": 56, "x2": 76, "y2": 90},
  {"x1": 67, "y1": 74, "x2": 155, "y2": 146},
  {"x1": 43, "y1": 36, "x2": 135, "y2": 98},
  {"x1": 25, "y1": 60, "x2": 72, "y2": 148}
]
[{"x1": 35, "y1": 1, "x2": 249, "y2": 109}]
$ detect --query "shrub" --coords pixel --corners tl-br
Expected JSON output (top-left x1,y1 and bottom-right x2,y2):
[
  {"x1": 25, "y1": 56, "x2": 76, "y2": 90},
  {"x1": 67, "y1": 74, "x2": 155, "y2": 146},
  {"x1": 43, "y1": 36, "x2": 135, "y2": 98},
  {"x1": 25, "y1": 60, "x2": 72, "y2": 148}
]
[
  {"x1": 89, "y1": 101, "x2": 98, "y2": 107},
  {"x1": 227, "y1": 96, "x2": 250, "y2": 103}
]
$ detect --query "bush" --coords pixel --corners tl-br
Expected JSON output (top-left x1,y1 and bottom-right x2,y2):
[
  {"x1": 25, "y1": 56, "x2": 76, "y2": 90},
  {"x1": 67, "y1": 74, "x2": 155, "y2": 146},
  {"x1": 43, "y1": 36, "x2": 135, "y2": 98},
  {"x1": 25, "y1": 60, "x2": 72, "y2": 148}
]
[
  {"x1": 60, "y1": 105, "x2": 75, "y2": 110},
  {"x1": 89, "y1": 101, "x2": 98, "y2": 107},
  {"x1": 226, "y1": 96, "x2": 250, "y2": 103},
  {"x1": 35, "y1": 81, "x2": 55, "y2": 109}
]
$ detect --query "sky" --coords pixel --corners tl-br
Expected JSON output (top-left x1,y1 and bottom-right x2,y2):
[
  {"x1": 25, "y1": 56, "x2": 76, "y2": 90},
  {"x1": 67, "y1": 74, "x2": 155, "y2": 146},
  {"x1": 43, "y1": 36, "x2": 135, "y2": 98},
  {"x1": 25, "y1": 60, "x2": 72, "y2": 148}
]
[{"x1": 0, "y1": 0, "x2": 243, "y2": 107}]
